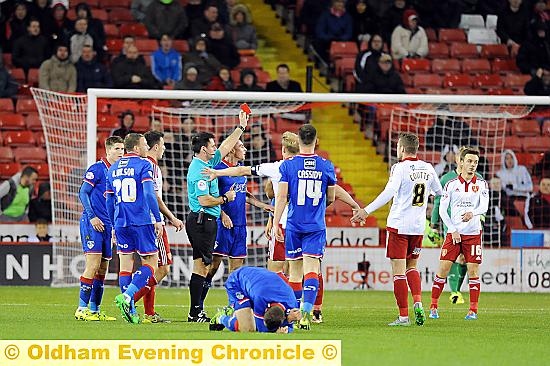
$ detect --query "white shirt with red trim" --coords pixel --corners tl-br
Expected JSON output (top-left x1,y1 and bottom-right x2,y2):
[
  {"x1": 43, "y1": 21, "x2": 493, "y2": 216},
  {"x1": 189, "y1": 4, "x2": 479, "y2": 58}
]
[
  {"x1": 252, "y1": 160, "x2": 288, "y2": 228},
  {"x1": 365, "y1": 157, "x2": 443, "y2": 235},
  {"x1": 439, "y1": 174, "x2": 489, "y2": 235},
  {"x1": 147, "y1": 156, "x2": 165, "y2": 224}
]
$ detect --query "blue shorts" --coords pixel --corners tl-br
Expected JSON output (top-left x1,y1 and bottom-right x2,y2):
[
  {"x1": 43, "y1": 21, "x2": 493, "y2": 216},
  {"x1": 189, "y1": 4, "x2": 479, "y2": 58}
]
[
  {"x1": 115, "y1": 225, "x2": 158, "y2": 256},
  {"x1": 285, "y1": 229, "x2": 326, "y2": 260},
  {"x1": 214, "y1": 224, "x2": 247, "y2": 258},
  {"x1": 80, "y1": 214, "x2": 113, "y2": 260},
  {"x1": 224, "y1": 270, "x2": 251, "y2": 311}
]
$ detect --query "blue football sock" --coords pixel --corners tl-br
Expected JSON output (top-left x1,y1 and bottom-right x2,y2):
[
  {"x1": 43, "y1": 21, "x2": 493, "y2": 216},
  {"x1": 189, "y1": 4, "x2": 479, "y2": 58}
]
[
  {"x1": 89, "y1": 275, "x2": 105, "y2": 312},
  {"x1": 78, "y1": 276, "x2": 93, "y2": 308},
  {"x1": 119, "y1": 271, "x2": 132, "y2": 293},
  {"x1": 124, "y1": 265, "x2": 153, "y2": 299},
  {"x1": 220, "y1": 315, "x2": 239, "y2": 331},
  {"x1": 302, "y1": 272, "x2": 319, "y2": 314}
]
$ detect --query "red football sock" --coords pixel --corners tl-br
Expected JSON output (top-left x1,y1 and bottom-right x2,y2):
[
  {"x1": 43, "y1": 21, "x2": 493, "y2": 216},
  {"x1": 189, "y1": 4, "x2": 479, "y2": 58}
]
[
  {"x1": 314, "y1": 272, "x2": 324, "y2": 310},
  {"x1": 406, "y1": 268, "x2": 422, "y2": 303},
  {"x1": 143, "y1": 285, "x2": 156, "y2": 316},
  {"x1": 393, "y1": 275, "x2": 408, "y2": 317},
  {"x1": 430, "y1": 275, "x2": 446, "y2": 309},
  {"x1": 468, "y1": 277, "x2": 480, "y2": 313},
  {"x1": 289, "y1": 281, "x2": 303, "y2": 302},
  {"x1": 134, "y1": 276, "x2": 157, "y2": 303}
]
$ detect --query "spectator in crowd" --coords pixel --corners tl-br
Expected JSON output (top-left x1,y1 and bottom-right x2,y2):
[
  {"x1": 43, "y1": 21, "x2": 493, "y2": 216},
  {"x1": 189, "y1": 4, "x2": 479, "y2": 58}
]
[
  {"x1": 12, "y1": 18, "x2": 50, "y2": 73},
  {"x1": 434, "y1": 144, "x2": 459, "y2": 177},
  {"x1": 112, "y1": 110, "x2": 136, "y2": 138},
  {"x1": 497, "y1": 0, "x2": 530, "y2": 57},
  {"x1": 131, "y1": 0, "x2": 154, "y2": 23},
  {"x1": 391, "y1": 9, "x2": 428, "y2": 60},
  {"x1": 517, "y1": 21, "x2": 550, "y2": 76},
  {"x1": 206, "y1": 66, "x2": 235, "y2": 90},
  {"x1": 8, "y1": 2, "x2": 30, "y2": 47},
  {"x1": 190, "y1": 3, "x2": 220, "y2": 38},
  {"x1": 28, "y1": 182, "x2": 52, "y2": 223},
  {"x1": 425, "y1": 105, "x2": 474, "y2": 151},
  {"x1": 249, "y1": 122, "x2": 276, "y2": 161},
  {"x1": 112, "y1": 45, "x2": 159, "y2": 89},
  {"x1": 297, "y1": 0, "x2": 331, "y2": 38},
  {"x1": 39, "y1": 43, "x2": 76, "y2": 92},
  {"x1": 497, "y1": 149, "x2": 533, "y2": 214},
  {"x1": 229, "y1": 4, "x2": 257, "y2": 50},
  {"x1": 27, "y1": 218, "x2": 55, "y2": 242},
  {"x1": 246, "y1": 133, "x2": 271, "y2": 165},
  {"x1": 531, "y1": 0, "x2": 550, "y2": 27},
  {"x1": 111, "y1": 35, "x2": 146, "y2": 66},
  {"x1": 69, "y1": 17, "x2": 93, "y2": 64},
  {"x1": 354, "y1": 33, "x2": 384, "y2": 91},
  {"x1": 525, "y1": 177, "x2": 550, "y2": 229},
  {"x1": 74, "y1": 3, "x2": 106, "y2": 59},
  {"x1": 182, "y1": 37, "x2": 222, "y2": 86},
  {"x1": 185, "y1": 0, "x2": 205, "y2": 22},
  {"x1": 50, "y1": 2, "x2": 71, "y2": 44},
  {"x1": 476, "y1": 0, "x2": 505, "y2": 19},
  {"x1": 483, "y1": 176, "x2": 507, "y2": 244},
  {"x1": 348, "y1": 0, "x2": 380, "y2": 46},
  {"x1": 76, "y1": 45, "x2": 112, "y2": 92},
  {"x1": 145, "y1": 0, "x2": 188, "y2": 40},
  {"x1": 212, "y1": 0, "x2": 233, "y2": 25},
  {"x1": 236, "y1": 68, "x2": 264, "y2": 91},
  {"x1": 0, "y1": 166, "x2": 38, "y2": 222},
  {"x1": 381, "y1": 0, "x2": 408, "y2": 45},
  {"x1": 207, "y1": 22, "x2": 240, "y2": 69},
  {"x1": 361, "y1": 53, "x2": 406, "y2": 93},
  {"x1": 314, "y1": 0, "x2": 353, "y2": 61},
  {"x1": 0, "y1": 56, "x2": 19, "y2": 97},
  {"x1": 533, "y1": 150, "x2": 550, "y2": 178},
  {"x1": 524, "y1": 67, "x2": 550, "y2": 95},
  {"x1": 29, "y1": 0, "x2": 55, "y2": 39},
  {"x1": 151, "y1": 33, "x2": 182, "y2": 87},
  {"x1": 174, "y1": 65, "x2": 203, "y2": 90},
  {"x1": 265, "y1": 63, "x2": 303, "y2": 92}
]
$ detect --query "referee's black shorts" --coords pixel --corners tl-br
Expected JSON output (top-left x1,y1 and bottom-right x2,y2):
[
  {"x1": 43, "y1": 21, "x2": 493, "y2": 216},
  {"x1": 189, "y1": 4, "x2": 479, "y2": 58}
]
[{"x1": 186, "y1": 211, "x2": 218, "y2": 265}]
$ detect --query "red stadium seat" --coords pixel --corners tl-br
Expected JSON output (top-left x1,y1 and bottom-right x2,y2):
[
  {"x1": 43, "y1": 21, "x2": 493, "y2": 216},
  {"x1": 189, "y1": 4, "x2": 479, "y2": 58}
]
[
  {"x1": 400, "y1": 73, "x2": 413, "y2": 86},
  {"x1": 491, "y1": 58, "x2": 518, "y2": 73},
  {"x1": 401, "y1": 58, "x2": 431, "y2": 73},
  {"x1": 0, "y1": 98, "x2": 14, "y2": 112},
  {"x1": 488, "y1": 88, "x2": 514, "y2": 95},
  {"x1": 443, "y1": 74, "x2": 473, "y2": 88},
  {"x1": 173, "y1": 40, "x2": 189, "y2": 53},
  {"x1": 522, "y1": 136, "x2": 550, "y2": 152},
  {"x1": 33, "y1": 163, "x2": 50, "y2": 177},
  {"x1": 237, "y1": 56, "x2": 261, "y2": 69},
  {"x1": 120, "y1": 23, "x2": 148, "y2": 38},
  {"x1": 106, "y1": 38, "x2": 124, "y2": 54},
  {"x1": 461, "y1": 59, "x2": 490, "y2": 74},
  {"x1": 504, "y1": 74, "x2": 531, "y2": 90},
  {"x1": 97, "y1": 114, "x2": 119, "y2": 132},
  {"x1": 334, "y1": 57, "x2": 355, "y2": 77},
  {"x1": 345, "y1": 74, "x2": 355, "y2": 92},
  {"x1": 439, "y1": 28, "x2": 467, "y2": 43},
  {"x1": 329, "y1": 41, "x2": 358, "y2": 61},
  {"x1": 428, "y1": 42, "x2": 449, "y2": 59},
  {"x1": 25, "y1": 113, "x2": 42, "y2": 131},
  {"x1": 413, "y1": 74, "x2": 442, "y2": 88},
  {"x1": 100, "y1": 0, "x2": 131, "y2": 8},
  {"x1": 473, "y1": 74, "x2": 503, "y2": 89},
  {"x1": 503, "y1": 136, "x2": 523, "y2": 151},
  {"x1": 9, "y1": 68, "x2": 25, "y2": 83},
  {"x1": 256, "y1": 70, "x2": 271, "y2": 85},
  {"x1": 542, "y1": 120, "x2": 550, "y2": 136},
  {"x1": 135, "y1": 39, "x2": 159, "y2": 53},
  {"x1": 0, "y1": 162, "x2": 21, "y2": 179},
  {"x1": 27, "y1": 68, "x2": 39, "y2": 85},
  {"x1": 34, "y1": 132, "x2": 46, "y2": 146},
  {"x1": 431, "y1": 58, "x2": 460, "y2": 74},
  {"x1": 515, "y1": 152, "x2": 544, "y2": 166},
  {"x1": 0, "y1": 113, "x2": 25, "y2": 129},
  {"x1": 325, "y1": 214, "x2": 354, "y2": 227},
  {"x1": 16, "y1": 98, "x2": 37, "y2": 113},
  {"x1": 111, "y1": 101, "x2": 141, "y2": 115},
  {"x1": 133, "y1": 115, "x2": 150, "y2": 132},
  {"x1": 3, "y1": 131, "x2": 36, "y2": 146},
  {"x1": 68, "y1": 8, "x2": 107, "y2": 21},
  {"x1": 0, "y1": 146, "x2": 14, "y2": 162},
  {"x1": 13, "y1": 147, "x2": 47, "y2": 163},
  {"x1": 425, "y1": 28, "x2": 437, "y2": 42},
  {"x1": 512, "y1": 119, "x2": 541, "y2": 137},
  {"x1": 108, "y1": 8, "x2": 134, "y2": 23},
  {"x1": 104, "y1": 24, "x2": 120, "y2": 38},
  {"x1": 449, "y1": 43, "x2": 479, "y2": 59},
  {"x1": 480, "y1": 44, "x2": 509, "y2": 59}
]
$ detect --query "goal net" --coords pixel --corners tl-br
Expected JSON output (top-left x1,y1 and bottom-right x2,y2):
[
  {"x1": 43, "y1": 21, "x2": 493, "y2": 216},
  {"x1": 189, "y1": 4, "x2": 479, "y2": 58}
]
[{"x1": 30, "y1": 88, "x2": 548, "y2": 287}]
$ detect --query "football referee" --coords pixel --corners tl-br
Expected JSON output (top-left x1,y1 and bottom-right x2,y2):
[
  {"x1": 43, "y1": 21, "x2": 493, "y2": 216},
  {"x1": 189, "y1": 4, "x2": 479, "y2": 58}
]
[{"x1": 186, "y1": 110, "x2": 249, "y2": 322}]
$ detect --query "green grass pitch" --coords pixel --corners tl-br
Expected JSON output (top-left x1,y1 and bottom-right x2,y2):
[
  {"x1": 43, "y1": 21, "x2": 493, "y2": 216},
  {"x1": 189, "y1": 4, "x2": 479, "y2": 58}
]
[{"x1": 1, "y1": 287, "x2": 549, "y2": 366}]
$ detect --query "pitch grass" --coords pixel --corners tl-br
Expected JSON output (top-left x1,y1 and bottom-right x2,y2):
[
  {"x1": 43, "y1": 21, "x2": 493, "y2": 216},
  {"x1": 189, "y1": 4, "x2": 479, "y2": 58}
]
[{"x1": 1, "y1": 287, "x2": 549, "y2": 366}]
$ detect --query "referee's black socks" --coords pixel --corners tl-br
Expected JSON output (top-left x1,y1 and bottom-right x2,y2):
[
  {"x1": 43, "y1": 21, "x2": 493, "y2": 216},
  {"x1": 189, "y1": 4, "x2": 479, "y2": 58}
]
[
  {"x1": 200, "y1": 273, "x2": 214, "y2": 310},
  {"x1": 189, "y1": 273, "x2": 206, "y2": 316}
]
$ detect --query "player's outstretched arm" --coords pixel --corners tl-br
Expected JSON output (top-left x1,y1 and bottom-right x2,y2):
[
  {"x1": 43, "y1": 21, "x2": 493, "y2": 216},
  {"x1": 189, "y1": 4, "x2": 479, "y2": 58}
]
[
  {"x1": 273, "y1": 182, "x2": 288, "y2": 242},
  {"x1": 202, "y1": 166, "x2": 252, "y2": 181},
  {"x1": 218, "y1": 111, "x2": 249, "y2": 158},
  {"x1": 156, "y1": 195, "x2": 184, "y2": 231},
  {"x1": 246, "y1": 191, "x2": 274, "y2": 212},
  {"x1": 333, "y1": 184, "x2": 360, "y2": 209}
]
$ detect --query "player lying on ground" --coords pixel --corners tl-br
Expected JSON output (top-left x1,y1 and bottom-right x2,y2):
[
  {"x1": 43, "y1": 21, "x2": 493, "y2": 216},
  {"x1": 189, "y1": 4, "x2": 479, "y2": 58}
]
[{"x1": 209, "y1": 266, "x2": 301, "y2": 333}]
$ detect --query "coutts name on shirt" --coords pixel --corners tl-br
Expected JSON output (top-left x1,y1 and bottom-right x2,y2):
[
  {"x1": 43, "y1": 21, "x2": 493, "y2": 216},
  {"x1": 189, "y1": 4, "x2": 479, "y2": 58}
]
[{"x1": 409, "y1": 171, "x2": 431, "y2": 182}]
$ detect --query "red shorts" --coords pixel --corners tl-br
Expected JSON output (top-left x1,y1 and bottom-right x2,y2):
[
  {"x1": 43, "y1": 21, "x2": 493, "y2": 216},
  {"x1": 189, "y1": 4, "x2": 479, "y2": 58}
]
[
  {"x1": 440, "y1": 233, "x2": 482, "y2": 264},
  {"x1": 268, "y1": 225, "x2": 286, "y2": 261},
  {"x1": 157, "y1": 227, "x2": 172, "y2": 266},
  {"x1": 386, "y1": 229, "x2": 422, "y2": 260}
]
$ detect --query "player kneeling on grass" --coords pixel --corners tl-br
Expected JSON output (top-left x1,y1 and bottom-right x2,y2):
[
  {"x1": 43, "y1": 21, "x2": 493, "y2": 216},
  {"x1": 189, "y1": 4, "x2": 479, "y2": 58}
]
[
  {"x1": 429, "y1": 147, "x2": 489, "y2": 321},
  {"x1": 209, "y1": 267, "x2": 301, "y2": 333}
]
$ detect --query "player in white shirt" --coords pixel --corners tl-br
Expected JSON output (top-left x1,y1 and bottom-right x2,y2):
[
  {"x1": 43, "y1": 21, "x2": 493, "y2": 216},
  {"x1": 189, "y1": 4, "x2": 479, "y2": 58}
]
[
  {"x1": 134, "y1": 131, "x2": 184, "y2": 323},
  {"x1": 352, "y1": 133, "x2": 443, "y2": 327},
  {"x1": 429, "y1": 147, "x2": 489, "y2": 321}
]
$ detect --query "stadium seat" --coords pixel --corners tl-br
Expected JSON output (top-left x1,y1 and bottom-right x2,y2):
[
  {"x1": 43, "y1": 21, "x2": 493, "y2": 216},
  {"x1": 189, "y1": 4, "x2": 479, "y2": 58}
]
[
  {"x1": 104, "y1": 24, "x2": 119, "y2": 38},
  {"x1": 515, "y1": 152, "x2": 543, "y2": 167},
  {"x1": 108, "y1": 8, "x2": 134, "y2": 23},
  {"x1": 325, "y1": 214, "x2": 354, "y2": 227},
  {"x1": 33, "y1": 162, "x2": 49, "y2": 177},
  {"x1": 503, "y1": 135, "x2": 523, "y2": 151},
  {"x1": 428, "y1": 42, "x2": 449, "y2": 59},
  {"x1": 100, "y1": 0, "x2": 131, "y2": 8},
  {"x1": 173, "y1": 40, "x2": 189, "y2": 53},
  {"x1": 425, "y1": 28, "x2": 437, "y2": 42},
  {"x1": 401, "y1": 58, "x2": 431, "y2": 73},
  {"x1": 416, "y1": 151, "x2": 441, "y2": 165},
  {"x1": 9, "y1": 68, "x2": 25, "y2": 83},
  {"x1": 69, "y1": 0, "x2": 99, "y2": 7},
  {"x1": 0, "y1": 113, "x2": 26, "y2": 129},
  {"x1": 413, "y1": 74, "x2": 442, "y2": 88},
  {"x1": 329, "y1": 41, "x2": 358, "y2": 61},
  {"x1": 25, "y1": 113, "x2": 42, "y2": 131},
  {"x1": 480, "y1": 44, "x2": 509, "y2": 59},
  {"x1": 345, "y1": 74, "x2": 355, "y2": 92},
  {"x1": 459, "y1": 14, "x2": 485, "y2": 29},
  {"x1": 67, "y1": 8, "x2": 107, "y2": 21},
  {"x1": 120, "y1": 23, "x2": 148, "y2": 38},
  {"x1": 106, "y1": 38, "x2": 124, "y2": 53},
  {"x1": 0, "y1": 162, "x2": 21, "y2": 179},
  {"x1": 401, "y1": 73, "x2": 414, "y2": 87},
  {"x1": 512, "y1": 119, "x2": 541, "y2": 137},
  {"x1": 16, "y1": 98, "x2": 37, "y2": 113},
  {"x1": 111, "y1": 101, "x2": 141, "y2": 115},
  {"x1": 438, "y1": 28, "x2": 467, "y2": 43},
  {"x1": 0, "y1": 98, "x2": 14, "y2": 112},
  {"x1": 461, "y1": 59, "x2": 491, "y2": 74},
  {"x1": 431, "y1": 58, "x2": 460, "y2": 74},
  {"x1": 491, "y1": 58, "x2": 518, "y2": 73},
  {"x1": 449, "y1": 43, "x2": 479, "y2": 59},
  {"x1": 3, "y1": 131, "x2": 36, "y2": 146},
  {"x1": 334, "y1": 57, "x2": 355, "y2": 77},
  {"x1": 488, "y1": 88, "x2": 514, "y2": 95},
  {"x1": 27, "y1": 68, "x2": 39, "y2": 85},
  {"x1": 135, "y1": 39, "x2": 159, "y2": 53},
  {"x1": 34, "y1": 132, "x2": 46, "y2": 146},
  {"x1": 256, "y1": 70, "x2": 271, "y2": 85},
  {"x1": 542, "y1": 120, "x2": 550, "y2": 136},
  {"x1": 473, "y1": 74, "x2": 503, "y2": 89},
  {"x1": 133, "y1": 115, "x2": 150, "y2": 132},
  {"x1": 443, "y1": 74, "x2": 473, "y2": 88},
  {"x1": 13, "y1": 147, "x2": 47, "y2": 163},
  {"x1": 2, "y1": 53, "x2": 12, "y2": 68},
  {"x1": 522, "y1": 136, "x2": 550, "y2": 152},
  {"x1": 467, "y1": 28, "x2": 498, "y2": 44},
  {"x1": 97, "y1": 114, "x2": 119, "y2": 132},
  {"x1": 504, "y1": 74, "x2": 531, "y2": 90},
  {"x1": 0, "y1": 146, "x2": 14, "y2": 162},
  {"x1": 237, "y1": 56, "x2": 261, "y2": 69}
]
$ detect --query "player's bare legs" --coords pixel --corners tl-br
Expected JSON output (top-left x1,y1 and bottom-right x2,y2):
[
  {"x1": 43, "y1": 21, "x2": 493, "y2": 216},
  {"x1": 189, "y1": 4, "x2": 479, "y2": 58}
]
[
  {"x1": 228, "y1": 258, "x2": 244, "y2": 273},
  {"x1": 465, "y1": 262, "x2": 480, "y2": 319},
  {"x1": 429, "y1": 259, "x2": 454, "y2": 319},
  {"x1": 405, "y1": 258, "x2": 425, "y2": 325},
  {"x1": 75, "y1": 253, "x2": 101, "y2": 320},
  {"x1": 268, "y1": 260, "x2": 285, "y2": 273},
  {"x1": 288, "y1": 259, "x2": 304, "y2": 304}
]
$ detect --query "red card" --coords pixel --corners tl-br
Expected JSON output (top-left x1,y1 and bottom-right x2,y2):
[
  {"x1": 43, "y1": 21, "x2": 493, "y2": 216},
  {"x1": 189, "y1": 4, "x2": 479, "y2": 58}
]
[{"x1": 240, "y1": 103, "x2": 251, "y2": 115}]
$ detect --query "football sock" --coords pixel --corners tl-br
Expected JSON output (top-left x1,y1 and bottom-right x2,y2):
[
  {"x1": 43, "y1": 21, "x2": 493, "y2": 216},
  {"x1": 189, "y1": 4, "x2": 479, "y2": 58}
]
[
  {"x1": 431, "y1": 275, "x2": 446, "y2": 308},
  {"x1": 457, "y1": 264, "x2": 468, "y2": 292},
  {"x1": 448, "y1": 262, "x2": 461, "y2": 292},
  {"x1": 220, "y1": 315, "x2": 238, "y2": 331},
  {"x1": 143, "y1": 284, "x2": 156, "y2": 316},
  {"x1": 314, "y1": 272, "x2": 324, "y2": 310},
  {"x1": 189, "y1": 273, "x2": 206, "y2": 316},
  {"x1": 124, "y1": 264, "x2": 153, "y2": 300},
  {"x1": 118, "y1": 271, "x2": 132, "y2": 293},
  {"x1": 134, "y1": 276, "x2": 157, "y2": 303},
  {"x1": 468, "y1": 277, "x2": 480, "y2": 313},
  {"x1": 393, "y1": 275, "x2": 408, "y2": 317},
  {"x1": 78, "y1": 276, "x2": 93, "y2": 309},
  {"x1": 289, "y1": 281, "x2": 303, "y2": 303},
  {"x1": 405, "y1": 268, "x2": 422, "y2": 303},
  {"x1": 302, "y1": 272, "x2": 319, "y2": 314},
  {"x1": 200, "y1": 273, "x2": 214, "y2": 310},
  {"x1": 89, "y1": 274, "x2": 105, "y2": 312}
]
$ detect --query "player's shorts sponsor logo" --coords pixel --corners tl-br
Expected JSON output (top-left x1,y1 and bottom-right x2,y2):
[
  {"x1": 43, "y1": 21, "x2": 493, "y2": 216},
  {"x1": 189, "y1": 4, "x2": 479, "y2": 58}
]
[
  {"x1": 85, "y1": 172, "x2": 94, "y2": 180},
  {"x1": 412, "y1": 247, "x2": 421, "y2": 255},
  {"x1": 117, "y1": 243, "x2": 129, "y2": 249},
  {"x1": 232, "y1": 183, "x2": 248, "y2": 193},
  {"x1": 236, "y1": 292, "x2": 244, "y2": 300},
  {"x1": 287, "y1": 248, "x2": 302, "y2": 255},
  {"x1": 86, "y1": 240, "x2": 94, "y2": 249},
  {"x1": 197, "y1": 180, "x2": 208, "y2": 191},
  {"x1": 214, "y1": 241, "x2": 218, "y2": 249},
  {"x1": 304, "y1": 159, "x2": 316, "y2": 170}
]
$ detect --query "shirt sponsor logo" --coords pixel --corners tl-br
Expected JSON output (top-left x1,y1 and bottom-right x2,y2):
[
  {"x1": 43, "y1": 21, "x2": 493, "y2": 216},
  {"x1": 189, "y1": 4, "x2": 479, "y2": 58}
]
[{"x1": 304, "y1": 159, "x2": 316, "y2": 170}]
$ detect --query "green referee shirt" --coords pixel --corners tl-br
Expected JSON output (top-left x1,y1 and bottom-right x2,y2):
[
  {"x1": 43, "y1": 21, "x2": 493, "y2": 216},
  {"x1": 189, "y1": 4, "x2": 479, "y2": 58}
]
[{"x1": 187, "y1": 150, "x2": 222, "y2": 217}]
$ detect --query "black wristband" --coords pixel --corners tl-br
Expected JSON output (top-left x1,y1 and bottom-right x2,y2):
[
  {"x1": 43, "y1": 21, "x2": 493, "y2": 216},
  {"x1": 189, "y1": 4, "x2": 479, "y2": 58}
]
[
  {"x1": 237, "y1": 125, "x2": 245, "y2": 132},
  {"x1": 222, "y1": 195, "x2": 228, "y2": 204}
]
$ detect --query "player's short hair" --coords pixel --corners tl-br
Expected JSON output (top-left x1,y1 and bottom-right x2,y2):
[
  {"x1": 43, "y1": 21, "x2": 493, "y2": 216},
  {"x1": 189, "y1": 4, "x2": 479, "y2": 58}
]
[
  {"x1": 398, "y1": 132, "x2": 419, "y2": 153},
  {"x1": 276, "y1": 63, "x2": 290, "y2": 72},
  {"x1": 35, "y1": 218, "x2": 48, "y2": 226},
  {"x1": 105, "y1": 136, "x2": 123, "y2": 149},
  {"x1": 192, "y1": 131, "x2": 215, "y2": 154},
  {"x1": 21, "y1": 166, "x2": 38, "y2": 177},
  {"x1": 264, "y1": 305, "x2": 285, "y2": 332},
  {"x1": 144, "y1": 130, "x2": 164, "y2": 149},
  {"x1": 298, "y1": 124, "x2": 317, "y2": 146},
  {"x1": 124, "y1": 133, "x2": 144, "y2": 152},
  {"x1": 460, "y1": 147, "x2": 480, "y2": 161},
  {"x1": 282, "y1": 131, "x2": 299, "y2": 154}
]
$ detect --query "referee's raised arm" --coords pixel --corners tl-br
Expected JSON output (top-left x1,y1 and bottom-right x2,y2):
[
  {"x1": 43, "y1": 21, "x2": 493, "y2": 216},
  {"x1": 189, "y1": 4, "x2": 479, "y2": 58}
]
[{"x1": 218, "y1": 110, "x2": 249, "y2": 158}]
